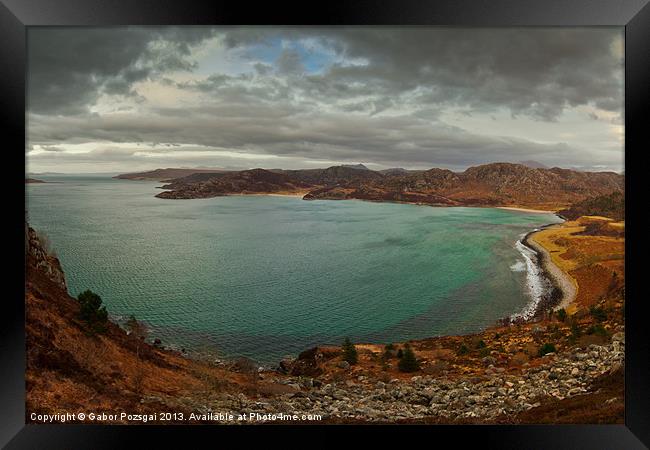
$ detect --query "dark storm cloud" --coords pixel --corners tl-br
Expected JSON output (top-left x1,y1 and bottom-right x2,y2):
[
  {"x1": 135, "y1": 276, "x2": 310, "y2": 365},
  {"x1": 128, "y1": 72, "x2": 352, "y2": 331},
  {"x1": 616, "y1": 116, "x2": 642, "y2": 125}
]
[
  {"x1": 27, "y1": 27, "x2": 624, "y2": 172},
  {"x1": 219, "y1": 28, "x2": 623, "y2": 120},
  {"x1": 28, "y1": 27, "x2": 216, "y2": 115}
]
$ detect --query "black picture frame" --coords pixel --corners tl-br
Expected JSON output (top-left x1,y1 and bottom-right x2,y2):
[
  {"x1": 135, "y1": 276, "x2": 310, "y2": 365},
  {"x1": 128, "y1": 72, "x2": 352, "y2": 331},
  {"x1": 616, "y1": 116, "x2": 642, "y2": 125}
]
[{"x1": 2, "y1": 0, "x2": 649, "y2": 447}]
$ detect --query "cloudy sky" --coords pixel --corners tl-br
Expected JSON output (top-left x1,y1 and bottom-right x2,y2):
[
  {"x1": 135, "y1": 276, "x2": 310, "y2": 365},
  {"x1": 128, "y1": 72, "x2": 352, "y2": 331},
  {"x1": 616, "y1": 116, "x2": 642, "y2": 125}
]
[{"x1": 27, "y1": 27, "x2": 624, "y2": 174}]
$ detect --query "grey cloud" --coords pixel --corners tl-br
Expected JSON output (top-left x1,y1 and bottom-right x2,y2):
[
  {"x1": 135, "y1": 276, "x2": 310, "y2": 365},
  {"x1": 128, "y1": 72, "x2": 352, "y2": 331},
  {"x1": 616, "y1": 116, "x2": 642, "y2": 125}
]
[
  {"x1": 254, "y1": 63, "x2": 273, "y2": 75},
  {"x1": 220, "y1": 28, "x2": 623, "y2": 120},
  {"x1": 27, "y1": 106, "x2": 619, "y2": 171},
  {"x1": 28, "y1": 27, "x2": 216, "y2": 115}
]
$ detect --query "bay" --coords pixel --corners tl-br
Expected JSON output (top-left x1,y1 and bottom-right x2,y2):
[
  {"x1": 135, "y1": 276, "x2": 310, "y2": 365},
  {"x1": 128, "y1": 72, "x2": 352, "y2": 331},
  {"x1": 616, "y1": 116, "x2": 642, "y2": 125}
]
[{"x1": 27, "y1": 175, "x2": 562, "y2": 364}]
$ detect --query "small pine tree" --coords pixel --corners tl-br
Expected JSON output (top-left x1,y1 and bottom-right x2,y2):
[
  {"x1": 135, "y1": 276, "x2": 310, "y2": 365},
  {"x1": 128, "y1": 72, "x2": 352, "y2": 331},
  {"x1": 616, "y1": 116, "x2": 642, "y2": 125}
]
[
  {"x1": 341, "y1": 337, "x2": 358, "y2": 365},
  {"x1": 398, "y1": 344, "x2": 420, "y2": 373},
  {"x1": 77, "y1": 290, "x2": 108, "y2": 334},
  {"x1": 383, "y1": 343, "x2": 398, "y2": 359},
  {"x1": 556, "y1": 308, "x2": 567, "y2": 322},
  {"x1": 589, "y1": 305, "x2": 607, "y2": 322},
  {"x1": 457, "y1": 344, "x2": 469, "y2": 355}
]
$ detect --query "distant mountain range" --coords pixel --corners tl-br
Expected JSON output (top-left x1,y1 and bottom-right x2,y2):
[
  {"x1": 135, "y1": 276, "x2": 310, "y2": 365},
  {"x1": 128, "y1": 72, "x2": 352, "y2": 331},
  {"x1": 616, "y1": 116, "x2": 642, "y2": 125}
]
[
  {"x1": 114, "y1": 167, "x2": 226, "y2": 181},
  {"x1": 117, "y1": 162, "x2": 624, "y2": 211}
]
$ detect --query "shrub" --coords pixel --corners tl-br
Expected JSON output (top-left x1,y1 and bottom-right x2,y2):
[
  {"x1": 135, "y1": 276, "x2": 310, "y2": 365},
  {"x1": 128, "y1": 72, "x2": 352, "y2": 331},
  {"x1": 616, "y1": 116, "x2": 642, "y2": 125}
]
[
  {"x1": 538, "y1": 343, "x2": 557, "y2": 356},
  {"x1": 457, "y1": 344, "x2": 469, "y2": 355},
  {"x1": 568, "y1": 319, "x2": 581, "y2": 344},
  {"x1": 398, "y1": 345, "x2": 420, "y2": 373},
  {"x1": 125, "y1": 315, "x2": 148, "y2": 358},
  {"x1": 341, "y1": 337, "x2": 358, "y2": 365},
  {"x1": 383, "y1": 343, "x2": 396, "y2": 359},
  {"x1": 475, "y1": 340, "x2": 487, "y2": 349},
  {"x1": 556, "y1": 308, "x2": 567, "y2": 322},
  {"x1": 570, "y1": 320, "x2": 581, "y2": 337},
  {"x1": 589, "y1": 305, "x2": 607, "y2": 322},
  {"x1": 77, "y1": 290, "x2": 108, "y2": 334},
  {"x1": 396, "y1": 348, "x2": 404, "y2": 359}
]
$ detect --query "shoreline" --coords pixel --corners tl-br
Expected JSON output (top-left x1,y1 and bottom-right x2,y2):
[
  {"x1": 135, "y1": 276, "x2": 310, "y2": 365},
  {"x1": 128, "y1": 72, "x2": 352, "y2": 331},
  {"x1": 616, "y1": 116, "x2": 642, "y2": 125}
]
[
  {"x1": 521, "y1": 225, "x2": 577, "y2": 314},
  {"x1": 496, "y1": 206, "x2": 557, "y2": 214},
  {"x1": 156, "y1": 187, "x2": 566, "y2": 215},
  {"x1": 222, "y1": 192, "x2": 309, "y2": 198}
]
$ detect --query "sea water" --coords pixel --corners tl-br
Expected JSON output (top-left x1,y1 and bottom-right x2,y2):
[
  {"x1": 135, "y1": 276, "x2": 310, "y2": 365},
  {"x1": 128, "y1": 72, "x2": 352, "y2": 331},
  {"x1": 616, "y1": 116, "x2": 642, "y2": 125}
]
[{"x1": 26, "y1": 175, "x2": 562, "y2": 363}]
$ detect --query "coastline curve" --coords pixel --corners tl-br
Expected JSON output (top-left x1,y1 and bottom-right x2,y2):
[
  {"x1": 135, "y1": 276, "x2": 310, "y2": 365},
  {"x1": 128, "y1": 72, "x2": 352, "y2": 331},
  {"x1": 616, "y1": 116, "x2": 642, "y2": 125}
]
[{"x1": 520, "y1": 224, "x2": 577, "y2": 316}]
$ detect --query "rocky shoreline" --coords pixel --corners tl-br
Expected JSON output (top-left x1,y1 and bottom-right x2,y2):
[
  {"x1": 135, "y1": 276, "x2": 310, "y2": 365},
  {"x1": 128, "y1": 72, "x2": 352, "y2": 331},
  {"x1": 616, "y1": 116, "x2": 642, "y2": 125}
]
[{"x1": 521, "y1": 224, "x2": 577, "y2": 314}]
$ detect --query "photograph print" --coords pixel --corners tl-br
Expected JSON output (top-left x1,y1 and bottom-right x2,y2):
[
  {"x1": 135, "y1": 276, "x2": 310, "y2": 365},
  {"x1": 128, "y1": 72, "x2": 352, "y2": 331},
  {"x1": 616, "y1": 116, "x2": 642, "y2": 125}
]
[{"x1": 25, "y1": 26, "x2": 625, "y2": 425}]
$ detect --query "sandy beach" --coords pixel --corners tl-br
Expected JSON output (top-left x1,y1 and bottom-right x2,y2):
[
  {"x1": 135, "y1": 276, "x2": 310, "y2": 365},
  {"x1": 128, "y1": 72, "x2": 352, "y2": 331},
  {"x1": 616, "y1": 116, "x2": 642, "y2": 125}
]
[
  {"x1": 264, "y1": 192, "x2": 308, "y2": 198},
  {"x1": 497, "y1": 206, "x2": 557, "y2": 214},
  {"x1": 226, "y1": 192, "x2": 308, "y2": 198},
  {"x1": 526, "y1": 229, "x2": 577, "y2": 311}
]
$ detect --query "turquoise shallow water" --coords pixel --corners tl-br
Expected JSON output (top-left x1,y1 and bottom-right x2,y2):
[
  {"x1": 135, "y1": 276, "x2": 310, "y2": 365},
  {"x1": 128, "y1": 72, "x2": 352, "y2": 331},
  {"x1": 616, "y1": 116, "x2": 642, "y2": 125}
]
[{"x1": 26, "y1": 175, "x2": 562, "y2": 364}]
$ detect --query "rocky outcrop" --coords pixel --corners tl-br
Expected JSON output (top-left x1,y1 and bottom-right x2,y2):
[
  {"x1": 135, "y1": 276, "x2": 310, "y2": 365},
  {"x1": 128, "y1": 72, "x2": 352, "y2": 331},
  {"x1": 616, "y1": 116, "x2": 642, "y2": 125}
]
[
  {"x1": 26, "y1": 223, "x2": 66, "y2": 292},
  {"x1": 278, "y1": 347, "x2": 340, "y2": 377}
]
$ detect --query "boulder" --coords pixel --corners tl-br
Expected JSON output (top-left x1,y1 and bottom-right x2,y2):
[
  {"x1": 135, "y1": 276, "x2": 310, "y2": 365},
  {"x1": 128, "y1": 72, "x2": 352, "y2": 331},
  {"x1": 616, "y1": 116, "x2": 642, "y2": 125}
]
[
  {"x1": 482, "y1": 356, "x2": 497, "y2": 366},
  {"x1": 611, "y1": 332, "x2": 625, "y2": 344},
  {"x1": 279, "y1": 358, "x2": 294, "y2": 374},
  {"x1": 336, "y1": 361, "x2": 351, "y2": 370}
]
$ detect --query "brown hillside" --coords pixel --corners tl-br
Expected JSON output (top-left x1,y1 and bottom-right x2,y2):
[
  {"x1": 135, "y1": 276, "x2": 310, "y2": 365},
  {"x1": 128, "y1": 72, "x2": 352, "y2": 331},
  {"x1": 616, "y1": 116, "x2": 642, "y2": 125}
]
[{"x1": 122, "y1": 163, "x2": 623, "y2": 210}]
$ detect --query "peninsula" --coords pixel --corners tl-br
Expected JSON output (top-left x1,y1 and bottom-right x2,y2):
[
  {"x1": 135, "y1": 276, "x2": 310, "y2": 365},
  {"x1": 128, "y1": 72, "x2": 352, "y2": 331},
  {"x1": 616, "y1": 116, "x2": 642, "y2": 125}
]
[{"x1": 116, "y1": 162, "x2": 624, "y2": 212}]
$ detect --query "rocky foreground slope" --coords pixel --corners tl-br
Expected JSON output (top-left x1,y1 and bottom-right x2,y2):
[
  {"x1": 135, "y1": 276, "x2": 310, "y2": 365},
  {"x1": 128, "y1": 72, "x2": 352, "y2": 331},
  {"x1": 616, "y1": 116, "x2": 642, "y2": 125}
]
[
  {"x1": 136, "y1": 162, "x2": 623, "y2": 210},
  {"x1": 175, "y1": 336, "x2": 624, "y2": 423}
]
